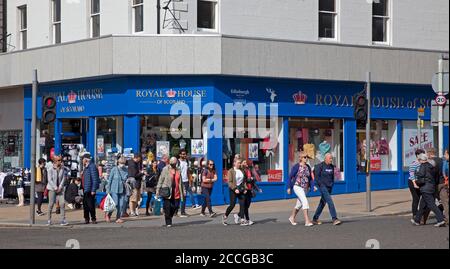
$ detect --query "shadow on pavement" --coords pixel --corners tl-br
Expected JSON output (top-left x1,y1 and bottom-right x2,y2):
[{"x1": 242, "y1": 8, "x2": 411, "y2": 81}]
[{"x1": 173, "y1": 220, "x2": 214, "y2": 227}]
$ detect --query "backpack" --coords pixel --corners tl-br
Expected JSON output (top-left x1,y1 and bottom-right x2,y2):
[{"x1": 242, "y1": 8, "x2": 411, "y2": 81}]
[{"x1": 145, "y1": 173, "x2": 158, "y2": 189}]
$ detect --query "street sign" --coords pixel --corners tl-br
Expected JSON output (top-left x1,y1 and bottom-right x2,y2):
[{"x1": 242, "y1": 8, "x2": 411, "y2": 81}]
[
  {"x1": 418, "y1": 107, "x2": 425, "y2": 117},
  {"x1": 432, "y1": 72, "x2": 449, "y2": 94},
  {"x1": 435, "y1": 94, "x2": 447, "y2": 106},
  {"x1": 431, "y1": 100, "x2": 449, "y2": 127}
]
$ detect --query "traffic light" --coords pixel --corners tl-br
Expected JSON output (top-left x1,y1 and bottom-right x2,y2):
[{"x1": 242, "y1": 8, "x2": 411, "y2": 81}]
[
  {"x1": 42, "y1": 96, "x2": 57, "y2": 124},
  {"x1": 354, "y1": 92, "x2": 368, "y2": 128}
]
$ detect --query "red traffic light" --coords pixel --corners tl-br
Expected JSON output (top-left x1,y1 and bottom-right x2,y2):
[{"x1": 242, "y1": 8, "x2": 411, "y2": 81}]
[{"x1": 44, "y1": 96, "x2": 56, "y2": 109}]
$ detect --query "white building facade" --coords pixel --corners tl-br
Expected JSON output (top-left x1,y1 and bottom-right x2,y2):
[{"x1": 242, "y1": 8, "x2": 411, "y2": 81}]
[{"x1": 0, "y1": 0, "x2": 448, "y2": 202}]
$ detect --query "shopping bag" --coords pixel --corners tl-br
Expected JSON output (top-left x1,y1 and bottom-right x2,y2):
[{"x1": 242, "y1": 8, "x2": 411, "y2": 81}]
[
  {"x1": 103, "y1": 194, "x2": 116, "y2": 213},
  {"x1": 99, "y1": 195, "x2": 107, "y2": 210}
]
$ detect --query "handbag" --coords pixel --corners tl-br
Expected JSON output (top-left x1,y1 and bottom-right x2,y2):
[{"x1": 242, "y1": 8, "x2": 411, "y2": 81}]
[
  {"x1": 99, "y1": 195, "x2": 107, "y2": 210},
  {"x1": 159, "y1": 187, "x2": 171, "y2": 198}
]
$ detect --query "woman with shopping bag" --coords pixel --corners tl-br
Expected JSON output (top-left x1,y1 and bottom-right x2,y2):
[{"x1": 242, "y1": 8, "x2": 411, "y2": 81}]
[{"x1": 106, "y1": 157, "x2": 128, "y2": 224}]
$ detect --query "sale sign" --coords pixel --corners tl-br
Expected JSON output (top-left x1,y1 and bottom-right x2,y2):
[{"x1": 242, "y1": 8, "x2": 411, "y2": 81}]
[
  {"x1": 267, "y1": 170, "x2": 283, "y2": 182},
  {"x1": 403, "y1": 121, "x2": 434, "y2": 166}
]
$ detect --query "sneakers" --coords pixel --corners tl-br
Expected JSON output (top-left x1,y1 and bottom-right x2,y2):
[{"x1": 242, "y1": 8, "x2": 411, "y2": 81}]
[
  {"x1": 134, "y1": 210, "x2": 140, "y2": 216},
  {"x1": 247, "y1": 220, "x2": 255, "y2": 226},
  {"x1": 332, "y1": 219, "x2": 342, "y2": 226},
  {"x1": 115, "y1": 219, "x2": 124, "y2": 224},
  {"x1": 210, "y1": 212, "x2": 217, "y2": 218},
  {"x1": 434, "y1": 221, "x2": 446, "y2": 227},
  {"x1": 166, "y1": 225, "x2": 172, "y2": 228},
  {"x1": 193, "y1": 205, "x2": 202, "y2": 210},
  {"x1": 200, "y1": 213, "x2": 206, "y2": 217},
  {"x1": 60, "y1": 220, "x2": 69, "y2": 226},
  {"x1": 233, "y1": 214, "x2": 240, "y2": 224},
  {"x1": 130, "y1": 213, "x2": 138, "y2": 218},
  {"x1": 305, "y1": 222, "x2": 314, "y2": 227},
  {"x1": 222, "y1": 215, "x2": 228, "y2": 226},
  {"x1": 46, "y1": 220, "x2": 52, "y2": 226},
  {"x1": 312, "y1": 220, "x2": 322, "y2": 225},
  {"x1": 240, "y1": 220, "x2": 249, "y2": 226},
  {"x1": 36, "y1": 210, "x2": 45, "y2": 216},
  {"x1": 411, "y1": 219, "x2": 421, "y2": 226},
  {"x1": 289, "y1": 217, "x2": 298, "y2": 226},
  {"x1": 180, "y1": 213, "x2": 189, "y2": 218}
]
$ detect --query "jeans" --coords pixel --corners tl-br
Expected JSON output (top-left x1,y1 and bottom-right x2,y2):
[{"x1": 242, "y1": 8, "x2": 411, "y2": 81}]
[
  {"x1": 180, "y1": 182, "x2": 195, "y2": 214},
  {"x1": 108, "y1": 192, "x2": 125, "y2": 220},
  {"x1": 48, "y1": 190, "x2": 65, "y2": 222},
  {"x1": 225, "y1": 189, "x2": 245, "y2": 218},
  {"x1": 414, "y1": 192, "x2": 445, "y2": 223},
  {"x1": 408, "y1": 180, "x2": 423, "y2": 217},
  {"x1": 36, "y1": 192, "x2": 44, "y2": 212},
  {"x1": 313, "y1": 185, "x2": 338, "y2": 221},
  {"x1": 146, "y1": 191, "x2": 154, "y2": 213},
  {"x1": 163, "y1": 198, "x2": 180, "y2": 226},
  {"x1": 83, "y1": 192, "x2": 97, "y2": 222},
  {"x1": 201, "y1": 187, "x2": 214, "y2": 214}
]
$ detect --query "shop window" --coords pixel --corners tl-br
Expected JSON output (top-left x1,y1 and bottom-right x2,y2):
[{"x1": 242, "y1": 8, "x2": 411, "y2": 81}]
[
  {"x1": 223, "y1": 117, "x2": 283, "y2": 183},
  {"x1": 0, "y1": 130, "x2": 23, "y2": 171},
  {"x1": 402, "y1": 121, "x2": 435, "y2": 169},
  {"x1": 357, "y1": 120, "x2": 397, "y2": 172},
  {"x1": 96, "y1": 117, "x2": 123, "y2": 163},
  {"x1": 288, "y1": 118, "x2": 344, "y2": 181},
  {"x1": 197, "y1": 0, "x2": 218, "y2": 31},
  {"x1": 140, "y1": 116, "x2": 207, "y2": 163}
]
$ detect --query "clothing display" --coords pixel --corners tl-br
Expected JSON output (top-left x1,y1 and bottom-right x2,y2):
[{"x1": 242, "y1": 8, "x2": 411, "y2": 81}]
[
  {"x1": 2, "y1": 174, "x2": 18, "y2": 199},
  {"x1": 0, "y1": 172, "x2": 6, "y2": 199},
  {"x1": 319, "y1": 141, "x2": 331, "y2": 156}
]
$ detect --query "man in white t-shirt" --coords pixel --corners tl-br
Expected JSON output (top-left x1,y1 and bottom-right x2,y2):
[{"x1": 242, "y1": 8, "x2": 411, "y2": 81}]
[{"x1": 178, "y1": 149, "x2": 199, "y2": 217}]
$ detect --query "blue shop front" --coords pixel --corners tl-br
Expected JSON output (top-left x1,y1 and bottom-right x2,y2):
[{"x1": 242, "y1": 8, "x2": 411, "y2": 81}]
[{"x1": 23, "y1": 76, "x2": 449, "y2": 206}]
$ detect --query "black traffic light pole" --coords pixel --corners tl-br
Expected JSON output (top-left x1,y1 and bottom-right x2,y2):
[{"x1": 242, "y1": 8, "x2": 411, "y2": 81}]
[
  {"x1": 365, "y1": 72, "x2": 372, "y2": 212},
  {"x1": 30, "y1": 69, "x2": 38, "y2": 225}
]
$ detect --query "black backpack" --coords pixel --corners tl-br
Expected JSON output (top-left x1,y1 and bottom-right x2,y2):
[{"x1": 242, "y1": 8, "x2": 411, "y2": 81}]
[{"x1": 145, "y1": 173, "x2": 158, "y2": 188}]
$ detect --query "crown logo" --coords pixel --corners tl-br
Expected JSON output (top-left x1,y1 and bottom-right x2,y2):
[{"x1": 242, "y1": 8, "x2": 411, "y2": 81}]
[
  {"x1": 68, "y1": 91, "x2": 77, "y2": 104},
  {"x1": 293, "y1": 91, "x2": 307, "y2": 105},
  {"x1": 166, "y1": 89, "x2": 177, "y2": 98}
]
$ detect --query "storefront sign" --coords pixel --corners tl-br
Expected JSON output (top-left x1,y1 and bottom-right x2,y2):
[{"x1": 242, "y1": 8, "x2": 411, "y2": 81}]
[
  {"x1": 136, "y1": 89, "x2": 208, "y2": 105},
  {"x1": 403, "y1": 122, "x2": 434, "y2": 166},
  {"x1": 267, "y1": 170, "x2": 283, "y2": 182},
  {"x1": 370, "y1": 155, "x2": 381, "y2": 171},
  {"x1": 315, "y1": 94, "x2": 432, "y2": 109}
]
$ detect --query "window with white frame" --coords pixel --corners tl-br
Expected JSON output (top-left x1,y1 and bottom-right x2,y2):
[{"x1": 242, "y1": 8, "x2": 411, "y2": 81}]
[
  {"x1": 372, "y1": 0, "x2": 390, "y2": 43},
  {"x1": 197, "y1": 0, "x2": 217, "y2": 30},
  {"x1": 18, "y1": 5, "x2": 27, "y2": 49},
  {"x1": 132, "y1": 0, "x2": 143, "y2": 33},
  {"x1": 319, "y1": 0, "x2": 337, "y2": 39},
  {"x1": 52, "y1": 0, "x2": 61, "y2": 44},
  {"x1": 90, "y1": 0, "x2": 100, "y2": 38}
]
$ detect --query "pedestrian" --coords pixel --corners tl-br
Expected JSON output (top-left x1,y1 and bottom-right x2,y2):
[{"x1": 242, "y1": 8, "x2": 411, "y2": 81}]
[
  {"x1": 106, "y1": 157, "x2": 128, "y2": 224},
  {"x1": 287, "y1": 152, "x2": 316, "y2": 226},
  {"x1": 222, "y1": 158, "x2": 248, "y2": 226},
  {"x1": 427, "y1": 148, "x2": 446, "y2": 217},
  {"x1": 408, "y1": 149, "x2": 430, "y2": 224},
  {"x1": 127, "y1": 154, "x2": 143, "y2": 217},
  {"x1": 240, "y1": 160, "x2": 261, "y2": 225},
  {"x1": 16, "y1": 172, "x2": 25, "y2": 207},
  {"x1": 156, "y1": 157, "x2": 184, "y2": 227},
  {"x1": 442, "y1": 148, "x2": 449, "y2": 223},
  {"x1": 158, "y1": 154, "x2": 169, "y2": 174},
  {"x1": 82, "y1": 153, "x2": 100, "y2": 224},
  {"x1": 46, "y1": 155, "x2": 69, "y2": 226},
  {"x1": 191, "y1": 161, "x2": 203, "y2": 208},
  {"x1": 411, "y1": 153, "x2": 446, "y2": 227},
  {"x1": 65, "y1": 178, "x2": 83, "y2": 210},
  {"x1": 200, "y1": 160, "x2": 217, "y2": 217},
  {"x1": 35, "y1": 158, "x2": 48, "y2": 216},
  {"x1": 144, "y1": 160, "x2": 159, "y2": 216},
  {"x1": 252, "y1": 164, "x2": 262, "y2": 182},
  {"x1": 312, "y1": 153, "x2": 342, "y2": 226},
  {"x1": 179, "y1": 149, "x2": 197, "y2": 217}
]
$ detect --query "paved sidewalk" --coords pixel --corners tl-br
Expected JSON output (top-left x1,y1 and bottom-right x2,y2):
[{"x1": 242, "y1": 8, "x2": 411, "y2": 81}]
[{"x1": 0, "y1": 189, "x2": 413, "y2": 228}]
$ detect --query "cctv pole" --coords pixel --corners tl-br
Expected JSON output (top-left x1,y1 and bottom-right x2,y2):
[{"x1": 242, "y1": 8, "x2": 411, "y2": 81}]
[
  {"x1": 366, "y1": 72, "x2": 372, "y2": 212},
  {"x1": 30, "y1": 69, "x2": 38, "y2": 225}
]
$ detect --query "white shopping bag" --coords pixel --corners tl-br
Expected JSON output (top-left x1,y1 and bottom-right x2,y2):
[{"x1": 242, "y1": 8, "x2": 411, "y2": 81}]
[{"x1": 103, "y1": 194, "x2": 116, "y2": 213}]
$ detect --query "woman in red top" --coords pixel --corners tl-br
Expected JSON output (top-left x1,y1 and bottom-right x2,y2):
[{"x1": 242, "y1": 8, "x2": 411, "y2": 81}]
[
  {"x1": 240, "y1": 160, "x2": 262, "y2": 225},
  {"x1": 156, "y1": 157, "x2": 184, "y2": 227},
  {"x1": 200, "y1": 160, "x2": 218, "y2": 217}
]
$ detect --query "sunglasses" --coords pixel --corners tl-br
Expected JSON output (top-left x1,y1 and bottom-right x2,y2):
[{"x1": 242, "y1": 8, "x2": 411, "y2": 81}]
[{"x1": 208, "y1": 163, "x2": 214, "y2": 166}]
